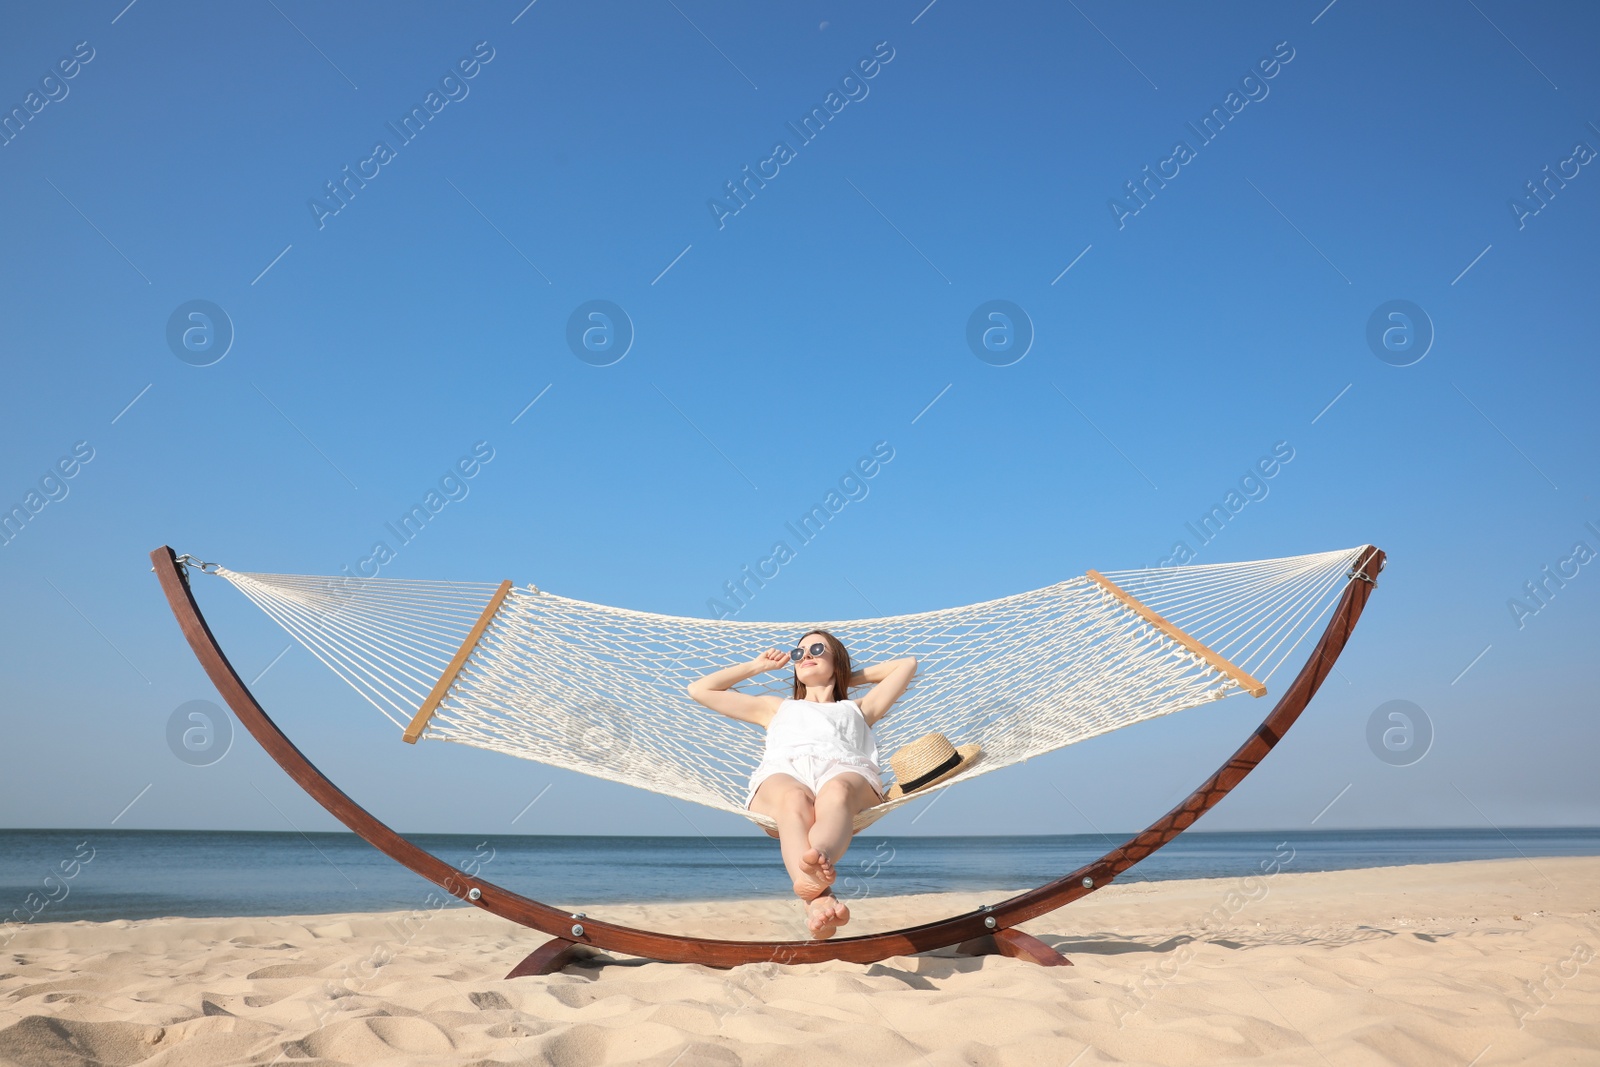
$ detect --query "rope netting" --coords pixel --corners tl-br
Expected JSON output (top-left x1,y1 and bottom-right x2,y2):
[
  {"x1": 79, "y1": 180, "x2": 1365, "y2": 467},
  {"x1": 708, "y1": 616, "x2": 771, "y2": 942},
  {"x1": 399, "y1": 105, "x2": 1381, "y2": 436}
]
[{"x1": 215, "y1": 545, "x2": 1371, "y2": 829}]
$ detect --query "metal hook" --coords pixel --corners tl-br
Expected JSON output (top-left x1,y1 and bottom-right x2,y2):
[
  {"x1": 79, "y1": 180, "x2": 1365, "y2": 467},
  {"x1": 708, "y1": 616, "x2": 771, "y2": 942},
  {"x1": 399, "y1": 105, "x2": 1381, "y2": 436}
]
[
  {"x1": 1347, "y1": 549, "x2": 1382, "y2": 586},
  {"x1": 173, "y1": 554, "x2": 220, "y2": 575}
]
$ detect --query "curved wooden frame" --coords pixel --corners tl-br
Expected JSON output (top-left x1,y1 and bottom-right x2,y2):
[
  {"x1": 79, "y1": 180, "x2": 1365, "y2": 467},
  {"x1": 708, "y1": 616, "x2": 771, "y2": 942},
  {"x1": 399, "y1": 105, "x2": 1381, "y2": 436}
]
[{"x1": 151, "y1": 544, "x2": 1384, "y2": 970}]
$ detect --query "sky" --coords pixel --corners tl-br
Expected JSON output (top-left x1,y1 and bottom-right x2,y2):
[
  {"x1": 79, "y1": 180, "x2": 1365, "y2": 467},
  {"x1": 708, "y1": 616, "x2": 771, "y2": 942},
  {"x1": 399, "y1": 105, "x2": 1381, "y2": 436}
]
[{"x1": 1, "y1": 0, "x2": 1596, "y2": 843}]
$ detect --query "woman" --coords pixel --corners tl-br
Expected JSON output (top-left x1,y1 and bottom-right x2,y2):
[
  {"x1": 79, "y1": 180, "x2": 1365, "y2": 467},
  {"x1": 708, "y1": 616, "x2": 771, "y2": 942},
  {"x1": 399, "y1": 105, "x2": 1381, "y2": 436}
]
[{"x1": 687, "y1": 631, "x2": 917, "y2": 939}]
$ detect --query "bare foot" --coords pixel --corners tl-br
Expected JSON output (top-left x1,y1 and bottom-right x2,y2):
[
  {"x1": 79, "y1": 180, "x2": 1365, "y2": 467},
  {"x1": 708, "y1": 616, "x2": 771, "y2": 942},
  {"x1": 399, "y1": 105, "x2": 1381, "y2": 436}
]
[
  {"x1": 793, "y1": 846, "x2": 835, "y2": 900},
  {"x1": 806, "y1": 890, "x2": 850, "y2": 939}
]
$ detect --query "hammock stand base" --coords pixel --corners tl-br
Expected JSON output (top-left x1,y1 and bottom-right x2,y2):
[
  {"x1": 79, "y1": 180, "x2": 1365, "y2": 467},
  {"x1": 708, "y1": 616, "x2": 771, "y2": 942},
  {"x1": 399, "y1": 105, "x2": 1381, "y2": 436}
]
[
  {"x1": 509, "y1": 926, "x2": 1071, "y2": 977},
  {"x1": 508, "y1": 938, "x2": 603, "y2": 978},
  {"x1": 150, "y1": 544, "x2": 1383, "y2": 975}
]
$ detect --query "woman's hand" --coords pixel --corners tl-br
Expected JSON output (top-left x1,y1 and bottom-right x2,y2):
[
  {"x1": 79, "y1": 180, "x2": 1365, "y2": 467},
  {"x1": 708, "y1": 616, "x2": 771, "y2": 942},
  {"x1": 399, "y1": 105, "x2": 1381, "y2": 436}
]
[{"x1": 748, "y1": 648, "x2": 789, "y2": 675}]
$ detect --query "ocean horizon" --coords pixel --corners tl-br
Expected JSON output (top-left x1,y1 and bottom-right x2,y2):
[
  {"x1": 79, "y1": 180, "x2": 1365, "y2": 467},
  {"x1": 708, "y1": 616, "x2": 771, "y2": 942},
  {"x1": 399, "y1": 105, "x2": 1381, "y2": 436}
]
[{"x1": 4, "y1": 826, "x2": 1596, "y2": 925}]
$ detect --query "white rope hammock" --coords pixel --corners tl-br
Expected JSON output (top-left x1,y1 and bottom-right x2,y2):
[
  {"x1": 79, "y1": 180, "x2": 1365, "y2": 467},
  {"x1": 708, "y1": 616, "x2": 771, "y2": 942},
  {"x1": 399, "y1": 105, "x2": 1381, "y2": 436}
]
[{"x1": 215, "y1": 545, "x2": 1372, "y2": 830}]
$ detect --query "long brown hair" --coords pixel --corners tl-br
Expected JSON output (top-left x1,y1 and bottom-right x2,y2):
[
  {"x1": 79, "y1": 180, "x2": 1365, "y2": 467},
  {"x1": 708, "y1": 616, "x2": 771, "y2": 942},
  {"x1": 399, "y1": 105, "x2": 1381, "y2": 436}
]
[{"x1": 791, "y1": 628, "x2": 853, "y2": 702}]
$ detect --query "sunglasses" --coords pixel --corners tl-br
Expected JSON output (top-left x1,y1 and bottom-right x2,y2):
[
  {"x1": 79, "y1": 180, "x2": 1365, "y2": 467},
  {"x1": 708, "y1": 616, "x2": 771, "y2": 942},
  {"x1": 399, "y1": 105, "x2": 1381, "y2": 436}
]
[{"x1": 789, "y1": 642, "x2": 828, "y2": 662}]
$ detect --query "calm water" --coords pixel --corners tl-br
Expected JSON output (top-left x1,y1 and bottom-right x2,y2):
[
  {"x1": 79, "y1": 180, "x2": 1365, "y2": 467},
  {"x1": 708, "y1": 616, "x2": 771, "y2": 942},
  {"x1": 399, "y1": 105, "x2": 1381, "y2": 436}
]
[{"x1": 3, "y1": 827, "x2": 1596, "y2": 924}]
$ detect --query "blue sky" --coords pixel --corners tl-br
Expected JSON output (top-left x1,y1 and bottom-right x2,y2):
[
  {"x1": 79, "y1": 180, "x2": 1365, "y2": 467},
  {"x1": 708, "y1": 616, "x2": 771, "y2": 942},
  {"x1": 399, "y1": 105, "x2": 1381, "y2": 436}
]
[{"x1": 1, "y1": 0, "x2": 1596, "y2": 841}]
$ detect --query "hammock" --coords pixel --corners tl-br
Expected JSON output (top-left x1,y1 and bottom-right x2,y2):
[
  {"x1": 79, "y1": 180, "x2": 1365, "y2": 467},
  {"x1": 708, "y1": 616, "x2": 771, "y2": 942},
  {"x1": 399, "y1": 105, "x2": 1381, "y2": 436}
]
[{"x1": 209, "y1": 545, "x2": 1373, "y2": 832}]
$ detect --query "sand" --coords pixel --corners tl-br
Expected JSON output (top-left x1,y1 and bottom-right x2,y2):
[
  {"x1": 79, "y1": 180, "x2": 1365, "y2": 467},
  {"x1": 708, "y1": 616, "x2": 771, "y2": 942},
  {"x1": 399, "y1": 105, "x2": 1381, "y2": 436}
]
[{"x1": 1, "y1": 856, "x2": 1596, "y2": 1066}]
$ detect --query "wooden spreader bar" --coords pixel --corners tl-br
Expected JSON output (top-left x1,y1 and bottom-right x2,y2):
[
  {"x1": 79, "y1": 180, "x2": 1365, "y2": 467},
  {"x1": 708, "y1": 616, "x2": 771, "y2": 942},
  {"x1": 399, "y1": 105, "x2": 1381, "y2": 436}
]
[
  {"x1": 1086, "y1": 569, "x2": 1267, "y2": 697},
  {"x1": 403, "y1": 579, "x2": 514, "y2": 744},
  {"x1": 151, "y1": 544, "x2": 1383, "y2": 975}
]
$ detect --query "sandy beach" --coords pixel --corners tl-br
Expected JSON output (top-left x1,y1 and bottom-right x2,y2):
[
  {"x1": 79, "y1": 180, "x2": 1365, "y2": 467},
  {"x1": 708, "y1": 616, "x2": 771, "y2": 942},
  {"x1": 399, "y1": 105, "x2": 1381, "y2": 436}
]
[{"x1": 2, "y1": 856, "x2": 1596, "y2": 1066}]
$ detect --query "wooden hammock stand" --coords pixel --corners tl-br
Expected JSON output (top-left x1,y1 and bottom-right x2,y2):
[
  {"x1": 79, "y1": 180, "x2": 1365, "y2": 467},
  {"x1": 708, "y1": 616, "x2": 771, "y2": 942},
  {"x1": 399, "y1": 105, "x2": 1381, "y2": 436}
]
[{"x1": 151, "y1": 544, "x2": 1384, "y2": 976}]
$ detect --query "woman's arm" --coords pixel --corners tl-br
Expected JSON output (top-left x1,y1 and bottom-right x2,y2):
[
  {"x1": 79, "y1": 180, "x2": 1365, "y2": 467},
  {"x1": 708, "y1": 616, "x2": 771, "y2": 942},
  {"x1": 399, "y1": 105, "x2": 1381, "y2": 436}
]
[
  {"x1": 686, "y1": 649, "x2": 787, "y2": 727},
  {"x1": 854, "y1": 656, "x2": 918, "y2": 726}
]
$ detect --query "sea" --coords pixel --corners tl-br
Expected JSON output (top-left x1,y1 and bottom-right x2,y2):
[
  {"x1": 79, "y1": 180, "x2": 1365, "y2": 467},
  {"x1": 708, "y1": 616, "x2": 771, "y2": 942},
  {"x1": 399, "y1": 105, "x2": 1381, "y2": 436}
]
[{"x1": 3, "y1": 827, "x2": 1596, "y2": 925}]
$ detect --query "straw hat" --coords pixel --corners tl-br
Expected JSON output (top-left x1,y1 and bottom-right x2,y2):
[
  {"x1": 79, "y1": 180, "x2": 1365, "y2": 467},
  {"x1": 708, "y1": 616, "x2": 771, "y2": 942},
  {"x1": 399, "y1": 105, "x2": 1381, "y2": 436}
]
[{"x1": 885, "y1": 733, "x2": 982, "y2": 799}]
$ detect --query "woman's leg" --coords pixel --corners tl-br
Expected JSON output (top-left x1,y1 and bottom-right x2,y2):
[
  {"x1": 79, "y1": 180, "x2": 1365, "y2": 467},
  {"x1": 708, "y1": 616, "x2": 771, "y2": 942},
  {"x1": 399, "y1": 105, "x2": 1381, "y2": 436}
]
[
  {"x1": 804, "y1": 772, "x2": 881, "y2": 938},
  {"x1": 749, "y1": 775, "x2": 830, "y2": 900},
  {"x1": 809, "y1": 772, "x2": 879, "y2": 866}
]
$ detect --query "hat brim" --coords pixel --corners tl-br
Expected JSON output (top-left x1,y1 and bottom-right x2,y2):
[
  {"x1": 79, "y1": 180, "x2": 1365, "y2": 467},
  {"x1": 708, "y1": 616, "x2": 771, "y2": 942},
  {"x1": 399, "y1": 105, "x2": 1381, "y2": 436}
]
[{"x1": 884, "y1": 745, "x2": 983, "y2": 800}]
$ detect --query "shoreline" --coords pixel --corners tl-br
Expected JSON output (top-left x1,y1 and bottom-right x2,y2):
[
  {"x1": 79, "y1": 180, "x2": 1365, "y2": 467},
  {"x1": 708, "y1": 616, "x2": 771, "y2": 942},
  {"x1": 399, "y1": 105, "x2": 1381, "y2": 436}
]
[
  {"x1": 9, "y1": 851, "x2": 1587, "y2": 934},
  {"x1": 7, "y1": 827, "x2": 1600, "y2": 928},
  {"x1": 5, "y1": 851, "x2": 1599, "y2": 927},
  {"x1": 6, "y1": 823, "x2": 1598, "y2": 835},
  {"x1": 3, "y1": 857, "x2": 1596, "y2": 1065}
]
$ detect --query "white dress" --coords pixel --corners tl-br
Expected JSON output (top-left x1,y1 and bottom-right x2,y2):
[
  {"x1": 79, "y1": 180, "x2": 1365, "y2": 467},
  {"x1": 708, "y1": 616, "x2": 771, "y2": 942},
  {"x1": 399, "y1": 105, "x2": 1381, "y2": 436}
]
[{"x1": 746, "y1": 697, "x2": 884, "y2": 806}]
